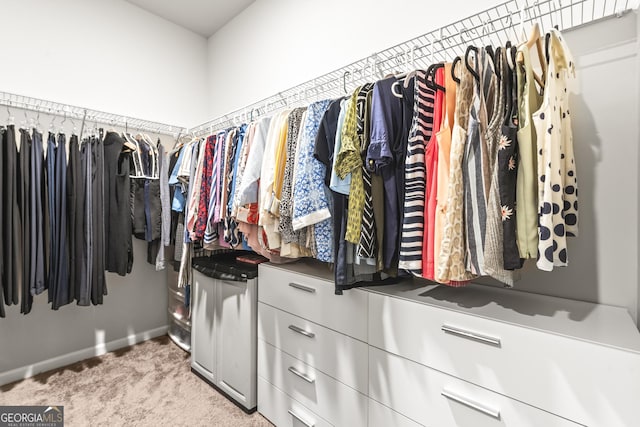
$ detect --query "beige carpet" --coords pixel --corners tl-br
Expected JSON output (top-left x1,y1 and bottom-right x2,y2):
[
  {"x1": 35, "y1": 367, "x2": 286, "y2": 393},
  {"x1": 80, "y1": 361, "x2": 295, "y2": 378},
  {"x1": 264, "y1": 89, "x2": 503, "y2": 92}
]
[{"x1": 0, "y1": 336, "x2": 273, "y2": 427}]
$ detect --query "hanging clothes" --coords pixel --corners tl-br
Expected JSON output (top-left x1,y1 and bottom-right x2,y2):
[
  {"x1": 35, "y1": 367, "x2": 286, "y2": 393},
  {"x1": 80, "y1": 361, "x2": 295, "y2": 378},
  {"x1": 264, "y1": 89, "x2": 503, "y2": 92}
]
[
  {"x1": 156, "y1": 142, "x2": 171, "y2": 270},
  {"x1": 437, "y1": 56, "x2": 476, "y2": 284},
  {"x1": 422, "y1": 67, "x2": 445, "y2": 281},
  {"x1": 46, "y1": 132, "x2": 58, "y2": 306},
  {"x1": 0, "y1": 127, "x2": 4, "y2": 318},
  {"x1": 18, "y1": 128, "x2": 33, "y2": 314},
  {"x1": 259, "y1": 117, "x2": 285, "y2": 249},
  {"x1": 68, "y1": 133, "x2": 86, "y2": 302},
  {"x1": 355, "y1": 83, "x2": 376, "y2": 263},
  {"x1": 498, "y1": 46, "x2": 524, "y2": 270},
  {"x1": 398, "y1": 70, "x2": 435, "y2": 276},
  {"x1": 89, "y1": 135, "x2": 106, "y2": 306},
  {"x1": 366, "y1": 77, "x2": 405, "y2": 271},
  {"x1": 533, "y1": 28, "x2": 578, "y2": 271},
  {"x1": 314, "y1": 99, "x2": 355, "y2": 288},
  {"x1": 434, "y1": 64, "x2": 457, "y2": 280},
  {"x1": 52, "y1": 133, "x2": 71, "y2": 309},
  {"x1": 225, "y1": 125, "x2": 246, "y2": 248},
  {"x1": 2, "y1": 126, "x2": 20, "y2": 310},
  {"x1": 103, "y1": 131, "x2": 133, "y2": 276},
  {"x1": 194, "y1": 135, "x2": 216, "y2": 241},
  {"x1": 462, "y1": 48, "x2": 495, "y2": 277},
  {"x1": 231, "y1": 124, "x2": 253, "y2": 219},
  {"x1": 516, "y1": 42, "x2": 544, "y2": 259},
  {"x1": 30, "y1": 129, "x2": 46, "y2": 297},
  {"x1": 236, "y1": 119, "x2": 271, "y2": 257},
  {"x1": 335, "y1": 88, "x2": 363, "y2": 245},
  {"x1": 203, "y1": 131, "x2": 225, "y2": 247},
  {"x1": 482, "y1": 48, "x2": 516, "y2": 286},
  {"x1": 292, "y1": 99, "x2": 333, "y2": 262},
  {"x1": 280, "y1": 107, "x2": 310, "y2": 258}
]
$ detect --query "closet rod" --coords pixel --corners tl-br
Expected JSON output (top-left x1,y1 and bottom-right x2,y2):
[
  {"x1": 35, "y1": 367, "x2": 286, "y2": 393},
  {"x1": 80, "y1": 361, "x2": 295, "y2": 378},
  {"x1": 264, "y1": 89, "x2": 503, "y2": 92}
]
[
  {"x1": 0, "y1": 90, "x2": 187, "y2": 137},
  {"x1": 190, "y1": 0, "x2": 634, "y2": 136}
]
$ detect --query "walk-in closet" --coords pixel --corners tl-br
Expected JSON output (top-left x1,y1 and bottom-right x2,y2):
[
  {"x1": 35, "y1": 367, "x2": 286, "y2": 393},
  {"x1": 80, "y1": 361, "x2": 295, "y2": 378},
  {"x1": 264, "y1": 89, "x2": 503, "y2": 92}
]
[{"x1": 1, "y1": 0, "x2": 639, "y2": 426}]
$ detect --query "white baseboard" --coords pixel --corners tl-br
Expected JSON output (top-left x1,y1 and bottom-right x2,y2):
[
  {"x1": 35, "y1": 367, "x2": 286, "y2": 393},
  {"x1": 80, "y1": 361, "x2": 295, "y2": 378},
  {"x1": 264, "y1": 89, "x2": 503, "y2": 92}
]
[{"x1": 0, "y1": 326, "x2": 169, "y2": 387}]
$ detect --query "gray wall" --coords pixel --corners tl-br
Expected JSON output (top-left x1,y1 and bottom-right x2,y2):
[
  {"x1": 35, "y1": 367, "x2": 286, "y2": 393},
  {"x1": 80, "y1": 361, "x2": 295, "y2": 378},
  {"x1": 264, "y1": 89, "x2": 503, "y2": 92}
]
[
  {"x1": 478, "y1": 12, "x2": 640, "y2": 326},
  {"x1": 0, "y1": 240, "x2": 168, "y2": 374}
]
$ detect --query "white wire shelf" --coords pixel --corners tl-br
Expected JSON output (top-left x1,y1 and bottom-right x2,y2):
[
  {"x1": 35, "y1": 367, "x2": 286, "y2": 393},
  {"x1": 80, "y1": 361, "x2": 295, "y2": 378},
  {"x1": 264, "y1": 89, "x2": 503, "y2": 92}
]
[
  {"x1": 0, "y1": 90, "x2": 186, "y2": 137},
  {"x1": 189, "y1": 0, "x2": 637, "y2": 136}
]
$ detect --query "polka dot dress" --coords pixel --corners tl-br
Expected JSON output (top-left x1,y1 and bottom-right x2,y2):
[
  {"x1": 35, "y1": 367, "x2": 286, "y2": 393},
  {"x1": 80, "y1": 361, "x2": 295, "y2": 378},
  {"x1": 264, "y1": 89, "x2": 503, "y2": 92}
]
[{"x1": 533, "y1": 29, "x2": 578, "y2": 271}]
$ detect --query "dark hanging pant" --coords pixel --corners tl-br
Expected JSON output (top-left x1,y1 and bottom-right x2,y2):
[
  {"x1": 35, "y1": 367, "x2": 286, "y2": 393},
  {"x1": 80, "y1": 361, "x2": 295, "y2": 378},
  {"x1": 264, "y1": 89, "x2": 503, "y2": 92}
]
[
  {"x1": 2, "y1": 126, "x2": 20, "y2": 309},
  {"x1": 46, "y1": 132, "x2": 58, "y2": 305},
  {"x1": 52, "y1": 133, "x2": 71, "y2": 310},
  {"x1": 18, "y1": 129, "x2": 33, "y2": 314},
  {"x1": 68, "y1": 135, "x2": 86, "y2": 305},
  {"x1": 0, "y1": 127, "x2": 4, "y2": 318},
  {"x1": 76, "y1": 140, "x2": 91, "y2": 306},
  {"x1": 30, "y1": 129, "x2": 46, "y2": 298},
  {"x1": 91, "y1": 136, "x2": 106, "y2": 305}
]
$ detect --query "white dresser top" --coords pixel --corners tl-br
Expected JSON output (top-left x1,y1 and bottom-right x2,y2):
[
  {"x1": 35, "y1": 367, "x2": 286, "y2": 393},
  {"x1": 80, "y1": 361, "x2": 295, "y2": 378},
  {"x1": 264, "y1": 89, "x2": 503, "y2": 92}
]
[
  {"x1": 262, "y1": 260, "x2": 335, "y2": 281},
  {"x1": 263, "y1": 261, "x2": 640, "y2": 354},
  {"x1": 365, "y1": 281, "x2": 640, "y2": 354}
]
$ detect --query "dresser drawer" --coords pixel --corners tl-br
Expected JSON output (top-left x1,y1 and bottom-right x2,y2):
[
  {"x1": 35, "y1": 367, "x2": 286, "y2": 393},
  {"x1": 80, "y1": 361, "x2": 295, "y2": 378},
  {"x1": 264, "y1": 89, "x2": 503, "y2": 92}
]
[
  {"x1": 369, "y1": 292, "x2": 640, "y2": 426},
  {"x1": 258, "y1": 377, "x2": 333, "y2": 427},
  {"x1": 258, "y1": 302, "x2": 368, "y2": 394},
  {"x1": 259, "y1": 264, "x2": 368, "y2": 341},
  {"x1": 369, "y1": 347, "x2": 581, "y2": 427},
  {"x1": 368, "y1": 399, "x2": 423, "y2": 427},
  {"x1": 258, "y1": 339, "x2": 367, "y2": 427}
]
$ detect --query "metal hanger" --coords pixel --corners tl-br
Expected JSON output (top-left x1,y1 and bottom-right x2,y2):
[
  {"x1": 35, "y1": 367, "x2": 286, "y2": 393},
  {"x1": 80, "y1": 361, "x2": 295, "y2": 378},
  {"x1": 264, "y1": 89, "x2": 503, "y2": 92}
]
[{"x1": 6, "y1": 101, "x2": 15, "y2": 125}]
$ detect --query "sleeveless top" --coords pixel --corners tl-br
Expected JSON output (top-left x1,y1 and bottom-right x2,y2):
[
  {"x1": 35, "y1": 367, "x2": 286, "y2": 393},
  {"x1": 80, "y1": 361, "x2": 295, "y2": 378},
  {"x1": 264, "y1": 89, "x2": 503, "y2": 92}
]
[
  {"x1": 398, "y1": 70, "x2": 434, "y2": 276},
  {"x1": 463, "y1": 48, "x2": 493, "y2": 276},
  {"x1": 482, "y1": 48, "x2": 516, "y2": 286},
  {"x1": 515, "y1": 43, "x2": 543, "y2": 259},
  {"x1": 499, "y1": 46, "x2": 525, "y2": 270},
  {"x1": 422, "y1": 68, "x2": 445, "y2": 281},
  {"x1": 436, "y1": 56, "x2": 475, "y2": 284},
  {"x1": 434, "y1": 63, "x2": 457, "y2": 282},
  {"x1": 533, "y1": 29, "x2": 578, "y2": 271}
]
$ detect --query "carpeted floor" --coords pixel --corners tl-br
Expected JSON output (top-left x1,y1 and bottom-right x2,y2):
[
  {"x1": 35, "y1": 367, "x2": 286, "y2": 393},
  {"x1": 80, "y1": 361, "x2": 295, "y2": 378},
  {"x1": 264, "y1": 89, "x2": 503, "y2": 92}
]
[{"x1": 0, "y1": 335, "x2": 273, "y2": 427}]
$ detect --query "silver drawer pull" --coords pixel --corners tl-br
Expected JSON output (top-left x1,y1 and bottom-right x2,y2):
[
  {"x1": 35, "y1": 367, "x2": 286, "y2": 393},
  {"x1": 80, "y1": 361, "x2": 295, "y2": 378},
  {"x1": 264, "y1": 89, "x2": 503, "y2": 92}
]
[
  {"x1": 288, "y1": 366, "x2": 315, "y2": 384},
  {"x1": 288, "y1": 409, "x2": 315, "y2": 427},
  {"x1": 289, "y1": 282, "x2": 317, "y2": 293},
  {"x1": 442, "y1": 389, "x2": 501, "y2": 419},
  {"x1": 289, "y1": 324, "x2": 316, "y2": 338},
  {"x1": 441, "y1": 325, "x2": 501, "y2": 347}
]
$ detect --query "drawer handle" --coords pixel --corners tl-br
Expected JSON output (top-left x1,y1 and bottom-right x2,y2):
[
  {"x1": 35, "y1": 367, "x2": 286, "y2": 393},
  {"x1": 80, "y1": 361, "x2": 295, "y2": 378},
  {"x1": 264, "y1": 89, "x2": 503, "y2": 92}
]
[
  {"x1": 288, "y1": 366, "x2": 315, "y2": 384},
  {"x1": 289, "y1": 282, "x2": 317, "y2": 293},
  {"x1": 441, "y1": 389, "x2": 501, "y2": 419},
  {"x1": 288, "y1": 324, "x2": 316, "y2": 338},
  {"x1": 288, "y1": 409, "x2": 315, "y2": 427},
  {"x1": 441, "y1": 325, "x2": 501, "y2": 347}
]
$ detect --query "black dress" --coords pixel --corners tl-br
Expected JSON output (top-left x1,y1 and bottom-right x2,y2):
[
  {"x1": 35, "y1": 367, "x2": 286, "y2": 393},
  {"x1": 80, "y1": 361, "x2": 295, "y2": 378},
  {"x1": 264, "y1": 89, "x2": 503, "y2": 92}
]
[{"x1": 103, "y1": 132, "x2": 133, "y2": 276}]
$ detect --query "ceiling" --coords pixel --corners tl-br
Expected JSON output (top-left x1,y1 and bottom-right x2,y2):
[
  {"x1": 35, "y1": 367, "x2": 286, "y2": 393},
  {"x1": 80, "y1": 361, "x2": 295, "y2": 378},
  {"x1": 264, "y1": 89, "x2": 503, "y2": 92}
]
[{"x1": 126, "y1": 0, "x2": 255, "y2": 38}]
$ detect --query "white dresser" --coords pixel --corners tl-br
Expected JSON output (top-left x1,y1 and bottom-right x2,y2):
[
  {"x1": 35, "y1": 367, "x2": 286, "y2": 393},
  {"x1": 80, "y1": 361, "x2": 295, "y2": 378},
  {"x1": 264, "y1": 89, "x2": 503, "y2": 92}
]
[{"x1": 257, "y1": 262, "x2": 640, "y2": 427}]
